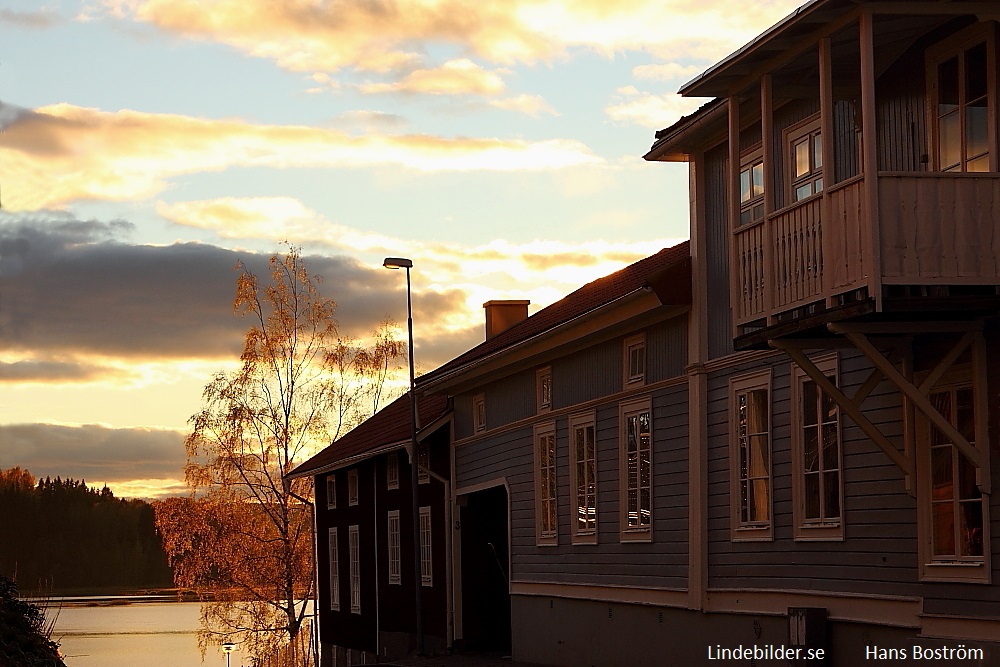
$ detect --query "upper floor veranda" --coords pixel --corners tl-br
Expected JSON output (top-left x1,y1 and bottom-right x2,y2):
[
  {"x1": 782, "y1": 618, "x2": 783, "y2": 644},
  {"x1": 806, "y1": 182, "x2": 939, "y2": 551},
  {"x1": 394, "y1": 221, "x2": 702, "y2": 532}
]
[{"x1": 647, "y1": 0, "x2": 1000, "y2": 349}]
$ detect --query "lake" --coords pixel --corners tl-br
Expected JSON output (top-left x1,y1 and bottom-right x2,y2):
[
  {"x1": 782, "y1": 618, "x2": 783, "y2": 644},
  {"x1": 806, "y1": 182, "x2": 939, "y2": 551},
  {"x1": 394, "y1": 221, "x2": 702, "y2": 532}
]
[{"x1": 48, "y1": 597, "x2": 247, "y2": 666}]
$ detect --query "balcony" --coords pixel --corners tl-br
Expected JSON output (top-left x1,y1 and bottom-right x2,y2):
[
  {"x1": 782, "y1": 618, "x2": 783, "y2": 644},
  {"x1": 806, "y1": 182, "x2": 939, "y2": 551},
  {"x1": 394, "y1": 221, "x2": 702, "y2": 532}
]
[{"x1": 734, "y1": 173, "x2": 1000, "y2": 343}]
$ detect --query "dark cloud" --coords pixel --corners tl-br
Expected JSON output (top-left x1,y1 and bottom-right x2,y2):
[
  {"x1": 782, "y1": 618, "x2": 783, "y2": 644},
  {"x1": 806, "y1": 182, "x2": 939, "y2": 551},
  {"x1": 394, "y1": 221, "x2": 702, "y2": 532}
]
[
  {"x1": 413, "y1": 323, "x2": 482, "y2": 371},
  {"x1": 0, "y1": 423, "x2": 186, "y2": 483},
  {"x1": 0, "y1": 10, "x2": 60, "y2": 29},
  {"x1": 0, "y1": 215, "x2": 470, "y2": 362},
  {"x1": 0, "y1": 359, "x2": 121, "y2": 382}
]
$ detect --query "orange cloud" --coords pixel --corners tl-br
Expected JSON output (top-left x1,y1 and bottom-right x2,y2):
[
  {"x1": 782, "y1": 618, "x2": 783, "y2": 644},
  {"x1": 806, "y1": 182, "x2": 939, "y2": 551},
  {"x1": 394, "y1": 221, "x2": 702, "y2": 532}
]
[
  {"x1": 0, "y1": 104, "x2": 601, "y2": 210},
  {"x1": 358, "y1": 59, "x2": 506, "y2": 96},
  {"x1": 605, "y1": 87, "x2": 709, "y2": 129}
]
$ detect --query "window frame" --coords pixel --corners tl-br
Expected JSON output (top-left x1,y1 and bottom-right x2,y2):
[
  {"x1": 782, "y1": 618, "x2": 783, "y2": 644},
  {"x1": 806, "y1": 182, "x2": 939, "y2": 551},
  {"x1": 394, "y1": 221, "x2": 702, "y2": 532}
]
[
  {"x1": 473, "y1": 393, "x2": 486, "y2": 433},
  {"x1": 729, "y1": 369, "x2": 774, "y2": 542},
  {"x1": 419, "y1": 506, "x2": 433, "y2": 587},
  {"x1": 619, "y1": 396, "x2": 653, "y2": 543},
  {"x1": 387, "y1": 510, "x2": 401, "y2": 585},
  {"x1": 739, "y1": 146, "x2": 765, "y2": 226},
  {"x1": 783, "y1": 114, "x2": 824, "y2": 204},
  {"x1": 536, "y1": 366, "x2": 553, "y2": 414},
  {"x1": 348, "y1": 469, "x2": 359, "y2": 507},
  {"x1": 326, "y1": 474, "x2": 337, "y2": 510},
  {"x1": 623, "y1": 333, "x2": 646, "y2": 387},
  {"x1": 569, "y1": 410, "x2": 598, "y2": 545},
  {"x1": 915, "y1": 366, "x2": 991, "y2": 583},
  {"x1": 386, "y1": 452, "x2": 399, "y2": 491},
  {"x1": 926, "y1": 22, "x2": 997, "y2": 173},
  {"x1": 328, "y1": 527, "x2": 340, "y2": 611},
  {"x1": 791, "y1": 353, "x2": 844, "y2": 541},
  {"x1": 534, "y1": 421, "x2": 558, "y2": 546},
  {"x1": 348, "y1": 525, "x2": 360, "y2": 614}
]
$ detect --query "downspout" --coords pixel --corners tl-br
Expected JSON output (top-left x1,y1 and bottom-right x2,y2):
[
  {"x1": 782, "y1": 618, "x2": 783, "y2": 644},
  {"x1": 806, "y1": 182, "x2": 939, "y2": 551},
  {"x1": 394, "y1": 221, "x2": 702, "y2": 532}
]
[
  {"x1": 286, "y1": 481, "x2": 320, "y2": 667},
  {"x1": 373, "y1": 465, "x2": 381, "y2": 660},
  {"x1": 421, "y1": 465, "x2": 454, "y2": 651}
]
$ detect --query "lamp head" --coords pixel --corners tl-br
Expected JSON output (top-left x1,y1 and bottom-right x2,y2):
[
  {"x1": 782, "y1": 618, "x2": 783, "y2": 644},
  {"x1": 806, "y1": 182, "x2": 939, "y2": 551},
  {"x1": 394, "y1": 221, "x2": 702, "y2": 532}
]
[
  {"x1": 383, "y1": 257, "x2": 413, "y2": 270},
  {"x1": 222, "y1": 642, "x2": 236, "y2": 653}
]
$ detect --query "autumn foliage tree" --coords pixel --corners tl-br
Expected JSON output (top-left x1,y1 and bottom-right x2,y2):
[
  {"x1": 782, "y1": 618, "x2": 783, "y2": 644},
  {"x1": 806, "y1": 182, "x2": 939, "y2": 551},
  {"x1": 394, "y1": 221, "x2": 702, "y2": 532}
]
[{"x1": 155, "y1": 248, "x2": 404, "y2": 665}]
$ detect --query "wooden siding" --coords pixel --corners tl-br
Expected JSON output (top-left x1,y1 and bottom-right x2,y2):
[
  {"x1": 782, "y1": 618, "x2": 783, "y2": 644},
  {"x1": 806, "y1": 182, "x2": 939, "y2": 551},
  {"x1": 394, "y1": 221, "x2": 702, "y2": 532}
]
[
  {"x1": 825, "y1": 176, "x2": 867, "y2": 292},
  {"x1": 455, "y1": 383, "x2": 690, "y2": 591},
  {"x1": 879, "y1": 174, "x2": 1000, "y2": 282},
  {"x1": 704, "y1": 144, "x2": 734, "y2": 361},
  {"x1": 874, "y1": 36, "x2": 927, "y2": 173},
  {"x1": 552, "y1": 339, "x2": 621, "y2": 409},
  {"x1": 646, "y1": 318, "x2": 688, "y2": 382}
]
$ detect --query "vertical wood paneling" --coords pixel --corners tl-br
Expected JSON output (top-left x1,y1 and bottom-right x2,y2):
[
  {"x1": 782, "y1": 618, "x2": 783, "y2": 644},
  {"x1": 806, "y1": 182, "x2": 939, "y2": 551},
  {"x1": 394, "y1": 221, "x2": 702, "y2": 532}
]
[
  {"x1": 705, "y1": 144, "x2": 734, "y2": 360},
  {"x1": 826, "y1": 178, "x2": 866, "y2": 291},
  {"x1": 552, "y1": 339, "x2": 621, "y2": 408},
  {"x1": 647, "y1": 317, "x2": 688, "y2": 383}
]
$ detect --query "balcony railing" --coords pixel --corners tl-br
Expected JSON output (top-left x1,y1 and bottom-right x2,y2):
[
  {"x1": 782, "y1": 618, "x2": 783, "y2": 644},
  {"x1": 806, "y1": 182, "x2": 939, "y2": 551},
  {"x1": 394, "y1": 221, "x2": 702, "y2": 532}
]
[{"x1": 734, "y1": 173, "x2": 1000, "y2": 332}]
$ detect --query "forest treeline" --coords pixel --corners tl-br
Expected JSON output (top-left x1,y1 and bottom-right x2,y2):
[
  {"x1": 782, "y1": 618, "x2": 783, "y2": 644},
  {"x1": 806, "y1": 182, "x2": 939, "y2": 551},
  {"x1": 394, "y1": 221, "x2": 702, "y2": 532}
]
[{"x1": 0, "y1": 467, "x2": 173, "y2": 592}]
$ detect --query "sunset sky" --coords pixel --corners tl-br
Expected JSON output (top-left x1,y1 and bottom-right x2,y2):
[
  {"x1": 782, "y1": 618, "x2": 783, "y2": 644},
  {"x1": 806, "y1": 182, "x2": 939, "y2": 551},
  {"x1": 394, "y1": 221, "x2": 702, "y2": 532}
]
[{"x1": 0, "y1": 0, "x2": 803, "y2": 499}]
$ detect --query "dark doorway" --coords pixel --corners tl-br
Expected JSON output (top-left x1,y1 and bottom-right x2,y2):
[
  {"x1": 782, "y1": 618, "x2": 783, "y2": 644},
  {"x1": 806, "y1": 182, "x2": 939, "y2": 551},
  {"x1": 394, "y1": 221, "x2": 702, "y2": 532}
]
[{"x1": 459, "y1": 485, "x2": 511, "y2": 651}]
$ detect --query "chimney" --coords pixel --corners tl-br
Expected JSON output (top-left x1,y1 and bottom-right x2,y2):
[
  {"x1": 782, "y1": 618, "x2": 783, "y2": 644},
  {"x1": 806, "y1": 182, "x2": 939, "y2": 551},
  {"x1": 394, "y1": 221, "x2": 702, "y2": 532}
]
[{"x1": 483, "y1": 300, "x2": 529, "y2": 341}]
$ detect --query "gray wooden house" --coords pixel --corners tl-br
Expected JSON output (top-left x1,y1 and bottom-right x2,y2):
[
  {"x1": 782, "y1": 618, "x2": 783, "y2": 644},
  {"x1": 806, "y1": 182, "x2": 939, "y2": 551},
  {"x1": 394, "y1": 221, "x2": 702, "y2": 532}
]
[{"x1": 416, "y1": 0, "x2": 1000, "y2": 665}]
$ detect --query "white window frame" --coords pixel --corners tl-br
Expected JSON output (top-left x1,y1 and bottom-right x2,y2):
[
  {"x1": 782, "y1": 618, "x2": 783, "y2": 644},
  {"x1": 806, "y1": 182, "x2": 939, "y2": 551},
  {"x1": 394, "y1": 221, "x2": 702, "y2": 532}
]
[
  {"x1": 916, "y1": 366, "x2": 991, "y2": 583},
  {"x1": 326, "y1": 475, "x2": 337, "y2": 510},
  {"x1": 348, "y1": 525, "x2": 360, "y2": 613},
  {"x1": 739, "y1": 147, "x2": 765, "y2": 226},
  {"x1": 348, "y1": 469, "x2": 359, "y2": 507},
  {"x1": 386, "y1": 452, "x2": 399, "y2": 491},
  {"x1": 620, "y1": 397, "x2": 653, "y2": 542},
  {"x1": 419, "y1": 506, "x2": 433, "y2": 587},
  {"x1": 417, "y1": 444, "x2": 429, "y2": 484},
  {"x1": 791, "y1": 353, "x2": 844, "y2": 541},
  {"x1": 328, "y1": 527, "x2": 340, "y2": 611},
  {"x1": 784, "y1": 114, "x2": 823, "y2": 203},
  {"x1": 387, "y1": 510, "x2": 401, "y2": 585},
  {"x1": 473, "y1": 393, "x2": 486, "y2": 432},
  {"x1": 729, "y1": 370, "x2": 773, "y2": 541},
  {"x1": 623, "y1": 334, "x2": 646, "y2": 387},
  {"x1": 537, "y1": 366, "x2": 553, "y2": 414},
  {"x1": 926, "y1": 22, "x2": 997, "y2": 173},
  {"x1": 534, "y1": 421, "x2": 558, "y2": 546},
  {"x1": 569, "y1": 411, "x2": 598, "y2": 544}
]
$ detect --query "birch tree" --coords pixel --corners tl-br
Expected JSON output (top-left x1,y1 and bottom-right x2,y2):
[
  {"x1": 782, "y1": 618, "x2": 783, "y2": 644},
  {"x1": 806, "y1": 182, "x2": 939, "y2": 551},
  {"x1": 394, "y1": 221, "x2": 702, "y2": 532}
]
[{"x1": 155, "y1": 248, "x2": 404, "y2": 665}]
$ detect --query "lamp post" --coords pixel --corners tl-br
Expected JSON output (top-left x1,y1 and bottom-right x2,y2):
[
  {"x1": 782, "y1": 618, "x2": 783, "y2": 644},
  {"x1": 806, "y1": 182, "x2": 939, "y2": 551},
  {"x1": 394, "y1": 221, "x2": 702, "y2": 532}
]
[
  {"x1": 383, "y1": 256, "x2": 424, "y2": 656},
  {"x1": 221, "y1": 641, "x2": 235, "y2": 667}
]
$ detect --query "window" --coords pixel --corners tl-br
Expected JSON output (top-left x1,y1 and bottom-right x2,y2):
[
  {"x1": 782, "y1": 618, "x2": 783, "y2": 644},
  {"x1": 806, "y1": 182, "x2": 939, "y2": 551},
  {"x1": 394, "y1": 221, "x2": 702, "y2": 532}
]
[
  {"x1": 730, "y1": 371, "x2": 772, "y2": 541},
  {"x1": 326, "y1": 475, "x2": 337, "y2": 510},
  {"x1": 417, "y1": 444, "x2": 429, "y2": 484},
  {"x1": 419, "y1": 506, "x2": 432, "y2": 586},
  {"x1": 328, "y1": 527, "x2": 340, "y2": 610},
  {"x1": 624, "y1": 334, "x2": 646, "y2": 387},
  {"x1": 620, "y1": 397, "x2": 652, "y2": 541},
  {"x1": 348, "y1": 469, "x2": 359, "y2": 506},
  {"x1": 473, "y1": 393, "x2": 486, "y2": 432},
  {"x1": 917, "y1": 375, "x2": 990, "y2": 582},
  {"x1": 785, "y1": 115, "x2": 823, "y2": 202},
  {"x1": 739, "y1": 149, "x2": 765, "y2": 225},
  {"x1": 537, "y1": 367, "x2": 552, "y2": 413},
  {"x1": 534, "y1": 422, "x2": 558, "y2": 545},
  {"x1": 570, "y1": 411, "x2": 598, "y2": 544},
  {"x1": 387, "y1": 510, "x2": 401, "y2": 585},
  {"x1": 348, "y1": 525, "x2": 360, "y2": 613},
  {"x1": 386, "y1": 452, "x2": 399, "y2": 490},
  {"x1": 928, "y1": 24, "x2": 995, "y2": 173},
  {"x1": 792, "y1": 354, "x2": 843, "y2": 540}
]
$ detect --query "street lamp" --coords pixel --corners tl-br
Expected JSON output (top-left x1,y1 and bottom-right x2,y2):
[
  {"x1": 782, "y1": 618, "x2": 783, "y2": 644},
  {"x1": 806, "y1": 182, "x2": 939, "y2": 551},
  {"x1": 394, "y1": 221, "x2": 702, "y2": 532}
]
[
  {"x1": 221, "y1": 641, "x2": 235, "y2": 667},
  {"x1": 383, "y1": 256, "x2": 424, "y2": 656}
]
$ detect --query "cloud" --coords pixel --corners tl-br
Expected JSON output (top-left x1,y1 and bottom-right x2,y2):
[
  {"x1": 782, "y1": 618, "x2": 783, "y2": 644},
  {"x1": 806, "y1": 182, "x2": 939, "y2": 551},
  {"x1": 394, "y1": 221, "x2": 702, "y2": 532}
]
[
  {"x1": 0, "y1": 9, "x2": 61, "y2": 29},
  {"x1": 0, "y1": 103, "x2": 601, "y2": 210},
  {"x1": 331, "y1": 110, "x2": 406, "y2": 131},
  {"x1": 605, "y1": 87, "x2": 710, "y2": 129},
  {"x1": 0, "y1": 358, "x2": 124, "y2": 383},
  {"x1": 632, "y1": 63, "x2": 705, "y2": 82},
  {"x1": 489, "y1": 94, "x2": 558, "y2": 117},
  {"x1": 0, "y1": 214, "x2": 466, "y2": 362},
  {"x1": 0, "y1": 423, "x2": 187, "y2": 485},
  {"x1": 103, "y1": 0, "x2": 803, "y2": 80},
  {"x1": 358, "y1": 59, "x2": 506, "y2": 96}
]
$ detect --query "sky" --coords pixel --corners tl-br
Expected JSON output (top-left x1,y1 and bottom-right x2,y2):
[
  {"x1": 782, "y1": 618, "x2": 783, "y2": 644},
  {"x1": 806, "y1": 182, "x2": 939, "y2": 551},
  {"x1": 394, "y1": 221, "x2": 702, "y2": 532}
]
[{"x1": 0, "y1": 0, "x2": 804, "y2": 499}]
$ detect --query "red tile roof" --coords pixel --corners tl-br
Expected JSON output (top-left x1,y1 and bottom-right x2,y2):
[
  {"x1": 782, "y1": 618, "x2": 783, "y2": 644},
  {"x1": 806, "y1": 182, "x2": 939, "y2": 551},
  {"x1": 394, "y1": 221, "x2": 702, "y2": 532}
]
[
  {"x1": 287, "y1": 392, "x2": 449, "y2": 478},
  {"x1": 418, "y1": 241, "x2": 690, "y2": 387}
]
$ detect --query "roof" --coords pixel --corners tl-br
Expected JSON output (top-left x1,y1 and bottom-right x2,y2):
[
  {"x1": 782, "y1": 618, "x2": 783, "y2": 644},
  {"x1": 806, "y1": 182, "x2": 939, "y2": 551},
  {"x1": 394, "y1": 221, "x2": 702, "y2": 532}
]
[
  {"x1": 286, "y1": 392, "x2": 449, "y2": 479},
  {"x1": 418, "y1": 241, "x2": 691, "y2": 388}
]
